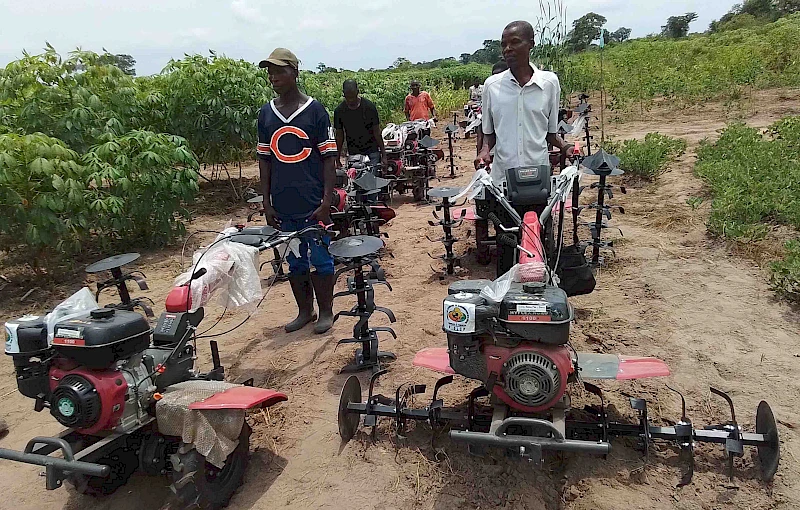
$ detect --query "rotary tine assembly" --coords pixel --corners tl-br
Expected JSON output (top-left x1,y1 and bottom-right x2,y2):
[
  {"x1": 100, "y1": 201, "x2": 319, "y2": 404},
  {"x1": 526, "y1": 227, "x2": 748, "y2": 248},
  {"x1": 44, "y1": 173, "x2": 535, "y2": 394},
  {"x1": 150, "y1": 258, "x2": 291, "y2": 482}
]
[
  {"x1": 427, "y1": 186, "x2": 468, "y2": 276},
  {"x1": 337, "y1": 370, "x2": 466, "y2": 443},
  {"x1": 328, "y1": 236, "x2": 397, "y2": 373},
  {"x1": 569, "y1": 384, "x2": 780, "y2": 484}
]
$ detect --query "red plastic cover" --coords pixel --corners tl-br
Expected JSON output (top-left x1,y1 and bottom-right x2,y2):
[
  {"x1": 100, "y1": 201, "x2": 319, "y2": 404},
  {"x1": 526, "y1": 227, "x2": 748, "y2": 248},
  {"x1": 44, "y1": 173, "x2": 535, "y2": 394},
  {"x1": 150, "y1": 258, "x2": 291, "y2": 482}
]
[
  {"x1": 519, "y1": 211, "x2": 545, "y2": 265},
  {"x1": 412, "y1": 347, "x2": 454, "y2": 375},
  {"x1": 188, "y1": 386, "x2": 288, "y2": 410},
  {"x1": 165, "y1": 286, "x2": 191, "y2": 313}
]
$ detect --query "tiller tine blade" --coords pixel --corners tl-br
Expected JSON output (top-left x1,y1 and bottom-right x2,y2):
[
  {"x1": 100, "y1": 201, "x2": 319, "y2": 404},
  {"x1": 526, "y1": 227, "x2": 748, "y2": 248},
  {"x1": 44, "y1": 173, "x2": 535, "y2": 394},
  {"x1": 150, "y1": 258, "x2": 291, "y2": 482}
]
[
  {"x1": 372, "y1": 326, "x2": 397, "y2": 338},
  {"x1": 709, "y1": 387, "x2": 744, "y2": 481},
  {"x1": 667, "y1": 386, "x2": 695, "y2": 487}
]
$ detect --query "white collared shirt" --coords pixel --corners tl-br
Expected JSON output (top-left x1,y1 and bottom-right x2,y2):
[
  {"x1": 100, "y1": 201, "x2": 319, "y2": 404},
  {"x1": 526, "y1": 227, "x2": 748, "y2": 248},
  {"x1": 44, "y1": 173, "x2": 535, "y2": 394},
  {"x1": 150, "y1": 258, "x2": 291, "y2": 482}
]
[{"x1": 481, "y1": 64, "x2": 560, "y2": 185}]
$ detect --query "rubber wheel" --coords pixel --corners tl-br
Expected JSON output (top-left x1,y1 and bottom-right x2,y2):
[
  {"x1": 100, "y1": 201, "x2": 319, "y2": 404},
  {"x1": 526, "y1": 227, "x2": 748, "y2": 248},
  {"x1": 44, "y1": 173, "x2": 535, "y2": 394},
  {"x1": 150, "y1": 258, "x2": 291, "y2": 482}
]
[
  {"x1": 475, "y1": 219, "x2": 491, "y2": 265},
  {"x1": 756, "y1": 400, "x2": 780, "y2": 481},
  {"x1": 170, "y1": 423, "x2": 251, "y2": 510},
  {"x1": 67, "y1": 446, "x2": 139, "y2": 496},
  {"x1": 338, "y1": 376, "x2": 362, "y2": 442}
]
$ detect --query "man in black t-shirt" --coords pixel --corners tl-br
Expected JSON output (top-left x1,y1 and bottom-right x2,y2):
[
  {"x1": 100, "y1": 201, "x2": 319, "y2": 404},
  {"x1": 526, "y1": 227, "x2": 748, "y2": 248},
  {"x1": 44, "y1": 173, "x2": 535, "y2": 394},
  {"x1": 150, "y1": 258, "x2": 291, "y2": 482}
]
[{"x1": 333, "y1": 79, "x2": 387, "y2": 171}]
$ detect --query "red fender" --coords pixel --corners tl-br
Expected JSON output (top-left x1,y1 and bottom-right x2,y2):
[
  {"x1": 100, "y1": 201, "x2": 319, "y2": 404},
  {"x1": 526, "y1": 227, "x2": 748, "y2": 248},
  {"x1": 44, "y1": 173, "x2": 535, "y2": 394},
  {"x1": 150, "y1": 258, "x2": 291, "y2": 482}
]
[
  {"x1": 453, "y1": 206, "x2": 478, "y2": 222},
  {"x1": 412, "y1": 347, "x2": 454, "y2": 375},
  {"x1": 188, "y1": 386, "x2": 288, "y2": 410}
]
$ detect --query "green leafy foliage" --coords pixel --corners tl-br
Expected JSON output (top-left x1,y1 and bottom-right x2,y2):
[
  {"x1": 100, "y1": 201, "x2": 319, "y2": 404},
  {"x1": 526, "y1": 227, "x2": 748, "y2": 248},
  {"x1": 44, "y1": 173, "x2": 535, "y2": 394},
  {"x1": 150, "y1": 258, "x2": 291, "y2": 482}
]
[
  {"x1": 770, "y1": 240, "x2": 800, "y2": 300},
  {"x1": 695, "y1": 120, "x2": 800, "y2": 240},
  {"x1": 0, "y1": 46, "x2": 139, "y2": 153},
  {"x1": 144, "y1": 53, "x2": 273, "y2": 165},
  {"x1": 0, "y1": 130, "x2": 198, "y2": 262},
  {"x1": 0, "y1": 133, "x2": 89, "y2": 257},
  {"x1": 661, "y1": 13, "x2": 699, "y2": 38},
  {"x1": 603, "y1": 133, "x2": 686, "y2": 180},
  {"x1": 695, "y1": 117, "x2": 800, "y2": 301},
  {"x1": 568, "y1": 13, "x2": 607, "y2": 51},
  {"x1": 569, "y1": 15, "x2": 800, "y2": 110},
  {"x1": 83, "y1": 130, "x2": 199, "y2": 248}
]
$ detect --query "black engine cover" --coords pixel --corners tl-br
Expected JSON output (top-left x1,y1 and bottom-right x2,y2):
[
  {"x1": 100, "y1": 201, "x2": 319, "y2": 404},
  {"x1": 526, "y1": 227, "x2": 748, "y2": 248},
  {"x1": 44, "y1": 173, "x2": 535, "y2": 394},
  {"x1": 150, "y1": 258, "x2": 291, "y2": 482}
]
[{"x1": 52, "y1": 309, "x2": 151, "y2": 369}]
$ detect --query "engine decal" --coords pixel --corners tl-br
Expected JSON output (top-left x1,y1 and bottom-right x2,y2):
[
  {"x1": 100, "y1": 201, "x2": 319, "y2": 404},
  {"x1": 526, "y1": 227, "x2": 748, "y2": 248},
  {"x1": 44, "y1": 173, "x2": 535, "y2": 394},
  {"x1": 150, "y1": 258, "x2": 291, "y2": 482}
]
[
  {"x1": 55, "y1": 327, "x2": 83, "y2": 339},
  {"x1": 53, "y1": 337, "x2": 86, "y2": 345},
  {"x1": 443, "y1": 300, "x2": 476, "y2": 333},
  {"x1": 506, "y1": 314, "x2": 552, "y2": 322}
]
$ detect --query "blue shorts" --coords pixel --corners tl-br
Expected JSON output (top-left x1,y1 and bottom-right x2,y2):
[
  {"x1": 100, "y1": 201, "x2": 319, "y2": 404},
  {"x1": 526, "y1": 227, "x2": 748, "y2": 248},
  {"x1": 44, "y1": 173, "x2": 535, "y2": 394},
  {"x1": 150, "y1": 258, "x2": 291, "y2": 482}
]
[{"x1": 279, "y1": 216, "x2": 334, "y2": 276}]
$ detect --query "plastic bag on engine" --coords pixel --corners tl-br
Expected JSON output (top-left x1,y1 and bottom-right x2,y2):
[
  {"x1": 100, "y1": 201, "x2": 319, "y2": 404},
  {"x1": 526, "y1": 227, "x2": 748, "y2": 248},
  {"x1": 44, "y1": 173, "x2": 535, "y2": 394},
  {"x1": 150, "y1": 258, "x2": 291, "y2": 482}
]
[
  {"x1": 44, "y1": 287, "x2": 99, "y2": 344},
  {"x1": 479, "y1": 262, "x2": 548, "y2": 303},
  {"x1": 175, "y1": 228, "x2": 262, "y2": 313}
]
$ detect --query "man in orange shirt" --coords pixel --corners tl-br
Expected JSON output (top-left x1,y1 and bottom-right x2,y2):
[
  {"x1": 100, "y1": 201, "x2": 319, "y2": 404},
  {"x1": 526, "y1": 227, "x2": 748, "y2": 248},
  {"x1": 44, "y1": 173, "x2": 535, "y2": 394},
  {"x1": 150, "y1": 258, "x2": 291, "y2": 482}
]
[{"x1": 404, "y1": 80, "x2": 437, "y2": 121}]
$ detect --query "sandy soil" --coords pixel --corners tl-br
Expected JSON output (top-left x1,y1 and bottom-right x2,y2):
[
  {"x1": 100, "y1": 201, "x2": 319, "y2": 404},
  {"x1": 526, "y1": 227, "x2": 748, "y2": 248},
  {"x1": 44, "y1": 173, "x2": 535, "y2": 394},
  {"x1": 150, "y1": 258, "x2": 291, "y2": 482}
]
[{"x1": 0, "y1": 88, "x2": 799, "y2": 510}]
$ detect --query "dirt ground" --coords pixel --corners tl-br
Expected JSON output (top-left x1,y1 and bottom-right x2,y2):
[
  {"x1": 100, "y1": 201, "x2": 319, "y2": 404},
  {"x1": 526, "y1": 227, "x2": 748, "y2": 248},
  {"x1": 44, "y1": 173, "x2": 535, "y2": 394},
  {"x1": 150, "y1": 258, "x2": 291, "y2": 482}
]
[{"x1": 1, "y1": 88, "x2": 799, "y2": 510}]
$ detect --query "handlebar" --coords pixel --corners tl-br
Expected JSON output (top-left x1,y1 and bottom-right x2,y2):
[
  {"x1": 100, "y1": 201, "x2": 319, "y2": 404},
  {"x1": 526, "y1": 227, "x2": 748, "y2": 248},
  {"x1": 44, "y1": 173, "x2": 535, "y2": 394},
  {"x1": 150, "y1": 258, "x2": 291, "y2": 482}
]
[{"x1": 230, "y1": 224, "x2": 331, "y2": 252}]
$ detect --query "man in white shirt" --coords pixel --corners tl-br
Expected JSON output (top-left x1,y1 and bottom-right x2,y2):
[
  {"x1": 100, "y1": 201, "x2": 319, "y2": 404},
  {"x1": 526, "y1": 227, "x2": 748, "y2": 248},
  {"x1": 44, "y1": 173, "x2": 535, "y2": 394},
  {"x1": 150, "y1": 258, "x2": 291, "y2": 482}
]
[
  {"x1": 468, "y1": 77, "x2": 483, "y2": 103},
  {"x1": 475, "y1": 20, "x2": 572, "y2": 185}
]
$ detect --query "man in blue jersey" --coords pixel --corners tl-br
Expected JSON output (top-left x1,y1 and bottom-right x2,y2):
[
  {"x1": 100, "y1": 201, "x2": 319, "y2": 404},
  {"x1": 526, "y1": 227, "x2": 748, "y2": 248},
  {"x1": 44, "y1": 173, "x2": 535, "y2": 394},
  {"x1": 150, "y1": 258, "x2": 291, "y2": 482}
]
[{"x1": 257, "y1": 48, "x2": 337, "y2": 334}]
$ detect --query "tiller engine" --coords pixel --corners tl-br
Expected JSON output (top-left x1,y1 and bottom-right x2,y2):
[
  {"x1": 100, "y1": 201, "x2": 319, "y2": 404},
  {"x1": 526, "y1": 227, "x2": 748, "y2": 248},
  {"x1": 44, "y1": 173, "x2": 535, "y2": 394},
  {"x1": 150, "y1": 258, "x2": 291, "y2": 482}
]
[{"x1": 339, "y1": 172, "x2": 780, "y2": 484}]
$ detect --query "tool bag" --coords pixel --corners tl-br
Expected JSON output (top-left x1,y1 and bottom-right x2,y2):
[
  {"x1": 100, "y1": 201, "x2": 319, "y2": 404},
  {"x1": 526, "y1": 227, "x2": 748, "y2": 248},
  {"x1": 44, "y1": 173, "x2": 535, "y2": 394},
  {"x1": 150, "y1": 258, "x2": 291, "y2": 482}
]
[{"x1": 556, "y1": 244, "x2": 596, "y2": 297}]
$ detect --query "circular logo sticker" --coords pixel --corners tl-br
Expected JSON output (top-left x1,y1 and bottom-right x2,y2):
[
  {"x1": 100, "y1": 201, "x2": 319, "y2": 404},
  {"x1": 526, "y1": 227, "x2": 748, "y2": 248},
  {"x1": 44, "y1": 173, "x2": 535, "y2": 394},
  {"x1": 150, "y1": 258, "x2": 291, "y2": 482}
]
[
  {"x1": 447, "y1": 306, "x2": 468, "y2": 323},
  {"x1": 57, "y1": 397, "x2": 76, "y2": 417}
]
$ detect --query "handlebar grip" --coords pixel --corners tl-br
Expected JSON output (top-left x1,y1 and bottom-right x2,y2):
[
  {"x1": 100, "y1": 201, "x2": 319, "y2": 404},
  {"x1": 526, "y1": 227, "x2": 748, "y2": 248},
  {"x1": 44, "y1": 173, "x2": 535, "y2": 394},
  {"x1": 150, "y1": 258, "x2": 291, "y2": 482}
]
[{"x1": 192, "y1": 268, "x2": 207, "y2": 280}]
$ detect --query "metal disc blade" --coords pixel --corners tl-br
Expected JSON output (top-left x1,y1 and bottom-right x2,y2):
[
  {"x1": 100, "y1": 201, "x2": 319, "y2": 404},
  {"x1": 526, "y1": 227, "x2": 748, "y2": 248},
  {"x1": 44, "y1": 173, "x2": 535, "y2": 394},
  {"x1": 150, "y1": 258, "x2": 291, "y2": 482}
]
[
  {"x1": 338, "y1": 376, "x2": 362, "y2": 442},
  {"x1": 756, "y1": 400, "x2": 780, "y2": 481},
  {"x1": 419, "y1": 135, "x2": 440, "y2": 149},
  {"x1": 354, "y1": 172, "x2": 391, "y2": 191},
  {"x1": 328, "y1": 235, "x2": 384, "y2": 259},
  {"x1": 86, "y1": 253, "x2": 140, "y2": 273},
  {"x1": 428, "y1": 186, "x2": 463, "y2": 199},
  {"x1": 581, "y1": 149, "x2": 623, "y2": 176}
]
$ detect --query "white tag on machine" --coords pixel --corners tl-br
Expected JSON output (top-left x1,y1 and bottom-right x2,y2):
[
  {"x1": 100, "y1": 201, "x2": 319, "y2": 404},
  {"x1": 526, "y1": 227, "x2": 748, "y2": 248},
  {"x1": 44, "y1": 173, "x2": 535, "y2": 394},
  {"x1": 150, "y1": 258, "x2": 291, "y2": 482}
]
[{"x1": 443, "y1": 294, "x2": 477, "y2": 334}]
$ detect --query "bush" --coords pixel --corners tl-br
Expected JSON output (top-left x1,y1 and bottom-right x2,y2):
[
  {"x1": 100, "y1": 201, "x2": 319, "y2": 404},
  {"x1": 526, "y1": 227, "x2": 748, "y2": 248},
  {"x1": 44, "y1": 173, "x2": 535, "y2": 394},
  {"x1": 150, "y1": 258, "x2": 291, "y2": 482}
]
[
  {"x1": 0, "y1": 47, "x2": 140, "y2": 153},
  {"x1": 696, "y1": 117, "x2": 800, "y2": 302},
  {"x1": 603, "y1": 133, "x2": 686, "y2": 180},
  {"x1": 144, "y1": 54, "x2": 273, "y2": 165},
  {"x1": 0, "y1": 130, "x2": 199, "y2": 263},
  {"x1": 82, "y1": 130, "x2": 199, "y2": 248},
  {"x1": 695, "y1": 120, "x2": 800, "y2": 240},
  {"x1": 0, "y1": 133, "x2": 90, "y2": 258}
]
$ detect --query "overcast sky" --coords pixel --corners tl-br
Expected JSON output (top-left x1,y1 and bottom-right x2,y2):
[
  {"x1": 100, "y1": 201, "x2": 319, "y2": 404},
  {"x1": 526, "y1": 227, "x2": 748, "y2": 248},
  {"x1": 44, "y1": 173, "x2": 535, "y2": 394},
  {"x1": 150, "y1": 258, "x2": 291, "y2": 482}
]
[{"x1": 1, "y1": 0, "x2": 734, "y2": 76}]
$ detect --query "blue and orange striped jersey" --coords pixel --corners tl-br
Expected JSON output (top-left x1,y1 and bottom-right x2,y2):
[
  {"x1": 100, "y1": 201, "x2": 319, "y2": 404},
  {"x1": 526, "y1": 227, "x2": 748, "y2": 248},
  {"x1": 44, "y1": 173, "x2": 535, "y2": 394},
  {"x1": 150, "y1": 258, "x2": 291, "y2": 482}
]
[{"x1": 257, "y1": 97, "x2": 337, "y2": 220}]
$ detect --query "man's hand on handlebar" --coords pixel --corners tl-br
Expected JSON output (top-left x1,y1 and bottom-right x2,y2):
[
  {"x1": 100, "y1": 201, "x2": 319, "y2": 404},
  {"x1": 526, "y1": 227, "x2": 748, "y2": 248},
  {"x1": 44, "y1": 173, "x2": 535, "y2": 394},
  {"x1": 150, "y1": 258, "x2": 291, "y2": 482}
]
[
  {"x1": 262, "y1": 203, "x2": 280, "y2": 228},
  {"x1": 310, "y1": 201, "x2": 332, "y2": 226},
  {"x1": 474, "y1": 147, "x2": 492, "y2": 170}
]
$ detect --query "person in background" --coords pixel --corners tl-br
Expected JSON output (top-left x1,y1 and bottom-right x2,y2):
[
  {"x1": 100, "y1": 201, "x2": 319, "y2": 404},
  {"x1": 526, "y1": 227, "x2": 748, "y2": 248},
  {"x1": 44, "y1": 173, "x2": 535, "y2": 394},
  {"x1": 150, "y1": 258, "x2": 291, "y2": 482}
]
[
  {"x1": 334, "y1": 79, "x2": 387, "y2": 171},
  {"x1": 257, "y1": 47, "x2": 337, "y2": 335},
  {"x1": 468, "y1": 76, "x2": 484, "y2": 103},
  {"x1": 404, "y1": 80, "x2": 437, "y2": 122},
  {"x1": 476, "y1": 61, "x2": 509, "y2": 154}
]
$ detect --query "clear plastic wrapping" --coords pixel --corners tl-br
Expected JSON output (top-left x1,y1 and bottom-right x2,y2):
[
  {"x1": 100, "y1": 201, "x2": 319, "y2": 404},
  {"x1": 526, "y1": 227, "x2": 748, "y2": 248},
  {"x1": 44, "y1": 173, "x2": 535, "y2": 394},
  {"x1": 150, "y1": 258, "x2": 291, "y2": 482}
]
[
  {"x1": 175, "y1": 228, "x2": 262, "y2": 312},
  {"x1": 44, "y1": 287, "x2": 99, "y2": 344},
  {"x1": 479, "y1": 262, "x2": 548, "y2": 303}
]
